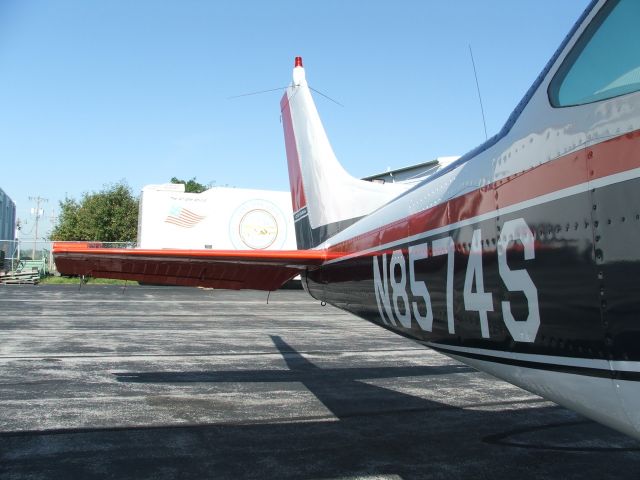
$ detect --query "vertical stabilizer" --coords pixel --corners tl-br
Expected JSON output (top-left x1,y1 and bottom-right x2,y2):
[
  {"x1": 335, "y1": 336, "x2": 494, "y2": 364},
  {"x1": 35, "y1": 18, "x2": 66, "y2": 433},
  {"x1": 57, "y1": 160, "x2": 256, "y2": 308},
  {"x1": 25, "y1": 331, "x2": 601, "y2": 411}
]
[{"x1": 281, "y1": 57, "x2": 409, "y2": 249}]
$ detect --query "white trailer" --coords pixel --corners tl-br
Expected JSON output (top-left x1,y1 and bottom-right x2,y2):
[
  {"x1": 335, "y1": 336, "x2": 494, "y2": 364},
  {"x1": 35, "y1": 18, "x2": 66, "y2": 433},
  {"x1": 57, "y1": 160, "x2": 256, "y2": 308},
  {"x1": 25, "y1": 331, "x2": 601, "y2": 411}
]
[{"x1": 137, "y1": 184, "x2": 295, "y2": 251}]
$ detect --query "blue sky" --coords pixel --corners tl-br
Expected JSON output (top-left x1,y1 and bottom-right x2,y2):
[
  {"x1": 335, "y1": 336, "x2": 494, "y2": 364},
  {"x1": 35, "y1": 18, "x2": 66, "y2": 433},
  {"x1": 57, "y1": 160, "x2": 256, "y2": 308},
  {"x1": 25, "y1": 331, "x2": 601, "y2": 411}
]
[{"x1": 0, "y1": 0, "x2": 591, "y2": 239}]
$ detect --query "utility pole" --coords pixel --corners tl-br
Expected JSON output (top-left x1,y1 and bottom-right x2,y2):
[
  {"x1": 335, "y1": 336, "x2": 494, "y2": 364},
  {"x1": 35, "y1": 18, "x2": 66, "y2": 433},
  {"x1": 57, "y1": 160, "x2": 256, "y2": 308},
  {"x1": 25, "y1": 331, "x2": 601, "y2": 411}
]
[
  {"x1": 49, "y1": 209, "x2": 57, "y2": 273},
  {"x1": 14, "y1": 218, "x2": 21, "y2": 271},
  {"x1": 29, "y1": 196, "x2": 48, "y2": 260}
]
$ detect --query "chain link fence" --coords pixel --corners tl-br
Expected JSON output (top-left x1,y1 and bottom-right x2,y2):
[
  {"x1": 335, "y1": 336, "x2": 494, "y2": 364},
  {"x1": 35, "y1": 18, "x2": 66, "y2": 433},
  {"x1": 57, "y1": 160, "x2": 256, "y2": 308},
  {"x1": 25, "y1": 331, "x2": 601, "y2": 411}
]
[
  {"x1": 0, "y1": 239, "x2": 53, "y2": 275},
  {"x1": 0, "y1": 240, "x2": 136, "y2": 275}
]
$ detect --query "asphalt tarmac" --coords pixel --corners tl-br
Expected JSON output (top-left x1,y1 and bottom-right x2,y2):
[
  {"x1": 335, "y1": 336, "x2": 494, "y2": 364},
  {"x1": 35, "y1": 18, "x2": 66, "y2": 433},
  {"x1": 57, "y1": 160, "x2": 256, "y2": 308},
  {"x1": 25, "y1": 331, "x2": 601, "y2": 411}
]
[{"x1": 1, "y1": 284, "x2": 639, "y2": 479}]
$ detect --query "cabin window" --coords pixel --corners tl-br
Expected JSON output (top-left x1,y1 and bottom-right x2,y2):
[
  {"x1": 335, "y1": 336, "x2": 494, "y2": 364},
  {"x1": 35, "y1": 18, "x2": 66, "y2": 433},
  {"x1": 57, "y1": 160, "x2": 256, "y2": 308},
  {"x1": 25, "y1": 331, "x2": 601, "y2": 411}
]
[{"x1": 549, "y1": 0, "x2": 640, "y2": 107}]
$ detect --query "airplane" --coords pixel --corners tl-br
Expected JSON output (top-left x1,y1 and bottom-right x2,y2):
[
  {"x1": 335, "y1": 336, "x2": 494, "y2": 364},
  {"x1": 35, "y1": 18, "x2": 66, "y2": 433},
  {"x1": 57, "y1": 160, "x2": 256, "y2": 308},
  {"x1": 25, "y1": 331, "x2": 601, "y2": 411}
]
[{"x1": 54, "y1": 0, "x2": 640, "y2": 440}]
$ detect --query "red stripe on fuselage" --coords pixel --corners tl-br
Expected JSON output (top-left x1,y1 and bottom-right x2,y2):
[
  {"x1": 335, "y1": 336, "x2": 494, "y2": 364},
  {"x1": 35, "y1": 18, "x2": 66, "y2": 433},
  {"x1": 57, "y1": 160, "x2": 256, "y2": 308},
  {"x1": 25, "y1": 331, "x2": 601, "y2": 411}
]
[
  {"x1": 328, "y1": 129, "x2": 640, "y2": 256},
  {"x1": 281, "y1": 92, "x2": 307, "y2": 213}
]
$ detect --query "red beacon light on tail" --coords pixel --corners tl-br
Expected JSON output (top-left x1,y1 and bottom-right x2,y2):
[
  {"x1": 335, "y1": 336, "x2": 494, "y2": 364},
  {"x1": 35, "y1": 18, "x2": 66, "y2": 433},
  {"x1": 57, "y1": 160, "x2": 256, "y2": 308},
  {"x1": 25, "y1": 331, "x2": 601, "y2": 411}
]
[{"x1": 292, "y1": 56, "x2": 305, "y2": 86}]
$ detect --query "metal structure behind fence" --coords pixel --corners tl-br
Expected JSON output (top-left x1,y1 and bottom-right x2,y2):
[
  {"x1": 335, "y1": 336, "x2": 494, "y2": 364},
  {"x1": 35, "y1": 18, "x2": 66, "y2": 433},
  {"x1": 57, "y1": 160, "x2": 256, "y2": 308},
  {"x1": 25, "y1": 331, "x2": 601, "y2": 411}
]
[{"x1": 0, "y1": 240, "x2": 22, "y2": 272}]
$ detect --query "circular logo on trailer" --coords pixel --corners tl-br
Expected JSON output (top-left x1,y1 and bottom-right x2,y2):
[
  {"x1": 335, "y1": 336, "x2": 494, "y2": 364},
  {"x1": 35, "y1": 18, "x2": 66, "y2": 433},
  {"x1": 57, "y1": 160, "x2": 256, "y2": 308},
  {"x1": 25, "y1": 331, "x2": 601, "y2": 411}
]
[
  {"x1": 229, "y1": 199, "x2": 288, "y2": 250},
  {"x1": 239, "y1": 209, "x2": 278, "y2": 249}
]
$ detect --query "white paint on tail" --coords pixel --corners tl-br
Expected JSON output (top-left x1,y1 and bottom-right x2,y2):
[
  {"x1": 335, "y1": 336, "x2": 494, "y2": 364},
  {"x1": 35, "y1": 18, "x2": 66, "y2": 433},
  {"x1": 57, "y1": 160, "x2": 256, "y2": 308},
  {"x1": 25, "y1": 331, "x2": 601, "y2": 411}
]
[{"x1": 281, "y1": 57, "x2": 410, "y2": 230}]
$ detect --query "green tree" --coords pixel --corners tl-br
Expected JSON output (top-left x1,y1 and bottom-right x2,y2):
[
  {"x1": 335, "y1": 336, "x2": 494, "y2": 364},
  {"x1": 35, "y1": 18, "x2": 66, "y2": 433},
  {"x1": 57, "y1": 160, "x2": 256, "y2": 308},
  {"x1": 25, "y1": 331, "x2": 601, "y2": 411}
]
[
  {"x1": 170, "y1": 176, "x2": 209, "y2": 193},
  {"x1": 51, "y1": 182, "x2": 139, "y2": 242}
]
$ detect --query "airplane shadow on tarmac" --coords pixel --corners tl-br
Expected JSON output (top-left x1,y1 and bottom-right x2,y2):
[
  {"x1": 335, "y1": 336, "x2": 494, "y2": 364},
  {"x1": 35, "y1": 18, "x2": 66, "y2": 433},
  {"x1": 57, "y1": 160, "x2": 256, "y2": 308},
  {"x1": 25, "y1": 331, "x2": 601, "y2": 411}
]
[
  {"x1": 2, "y1": 336, "x2": 640, "y2": 480},
  {"x1": 116, "y1": 335, "x2": 480, "y2": 420}
]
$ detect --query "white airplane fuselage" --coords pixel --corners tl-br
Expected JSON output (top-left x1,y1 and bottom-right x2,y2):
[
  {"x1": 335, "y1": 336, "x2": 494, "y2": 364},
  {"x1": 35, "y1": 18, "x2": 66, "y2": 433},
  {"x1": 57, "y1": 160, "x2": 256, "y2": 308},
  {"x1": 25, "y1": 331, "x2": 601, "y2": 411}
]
[{"x1": 283, "y1": 0, "x2": 640, "y2": 439}]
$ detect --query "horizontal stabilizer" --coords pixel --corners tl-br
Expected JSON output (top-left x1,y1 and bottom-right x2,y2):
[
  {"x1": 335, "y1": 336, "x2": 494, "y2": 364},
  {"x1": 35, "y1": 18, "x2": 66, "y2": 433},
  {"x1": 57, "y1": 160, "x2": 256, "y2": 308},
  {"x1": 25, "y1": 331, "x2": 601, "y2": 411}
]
[{"x1": 53, "y1": 242, "x2": 332, "y2": 290}]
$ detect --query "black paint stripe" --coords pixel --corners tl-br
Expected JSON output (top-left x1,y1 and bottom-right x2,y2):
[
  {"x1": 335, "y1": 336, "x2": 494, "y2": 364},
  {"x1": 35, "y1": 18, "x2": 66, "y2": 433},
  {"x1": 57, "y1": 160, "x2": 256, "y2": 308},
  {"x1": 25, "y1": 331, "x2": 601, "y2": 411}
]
[
  {"x1": 429, "y1": 345, "x2": 640, "y2": 382},
  {"x1": 294, "y1": 215, "x2": 362, "y2": 249}
]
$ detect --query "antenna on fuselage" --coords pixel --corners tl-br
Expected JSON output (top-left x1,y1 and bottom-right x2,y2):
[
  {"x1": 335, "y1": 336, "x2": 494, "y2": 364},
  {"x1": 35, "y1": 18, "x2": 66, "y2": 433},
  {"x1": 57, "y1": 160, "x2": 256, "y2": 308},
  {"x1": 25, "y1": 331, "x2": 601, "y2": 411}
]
[{"x1": 469, "y1": 44, "x2": 488, "y2": 141}]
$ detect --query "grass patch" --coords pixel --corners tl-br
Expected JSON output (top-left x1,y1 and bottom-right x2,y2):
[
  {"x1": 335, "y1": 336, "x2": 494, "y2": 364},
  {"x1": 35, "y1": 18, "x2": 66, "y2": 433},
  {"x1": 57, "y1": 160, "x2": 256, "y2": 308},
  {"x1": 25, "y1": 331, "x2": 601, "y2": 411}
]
[{"x1": 41, "y1": 276, "x2": 138, "y2": 285}]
